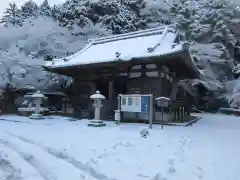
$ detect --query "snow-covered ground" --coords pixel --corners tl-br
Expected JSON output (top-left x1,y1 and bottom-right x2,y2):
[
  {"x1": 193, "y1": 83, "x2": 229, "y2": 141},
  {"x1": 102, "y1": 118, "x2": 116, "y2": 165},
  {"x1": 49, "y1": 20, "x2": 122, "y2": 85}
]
[{"x1": 0, "y1": 113, "x2": 239, "y2": 180}]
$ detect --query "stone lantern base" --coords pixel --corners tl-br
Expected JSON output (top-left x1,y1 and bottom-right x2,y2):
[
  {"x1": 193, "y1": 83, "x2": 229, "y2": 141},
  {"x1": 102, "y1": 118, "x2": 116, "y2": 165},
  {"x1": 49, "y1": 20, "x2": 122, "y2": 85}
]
[
  {"x1": 88, "y1": 120, "x2": 106, "y2": 127},
  {"x1": 29, "y1": 113, "x2": 45, "y2": 120}
]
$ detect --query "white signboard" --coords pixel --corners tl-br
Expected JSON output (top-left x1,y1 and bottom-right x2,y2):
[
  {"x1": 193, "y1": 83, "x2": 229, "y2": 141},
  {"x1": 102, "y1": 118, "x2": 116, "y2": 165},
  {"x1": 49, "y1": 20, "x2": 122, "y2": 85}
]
[{"x1": 121, "y1": 95, "x2": 141, "y2": 112}]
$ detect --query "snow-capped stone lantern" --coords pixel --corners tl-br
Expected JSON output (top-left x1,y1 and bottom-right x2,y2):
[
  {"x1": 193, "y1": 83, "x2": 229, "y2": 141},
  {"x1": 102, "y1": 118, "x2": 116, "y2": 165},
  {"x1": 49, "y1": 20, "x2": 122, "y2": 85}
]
[
  {"x1": 29, "y1": 91, "x2": 47, "y2": 119},
  {"x1": 88, "y1": 90, "x2": 106, "y2": 127}
]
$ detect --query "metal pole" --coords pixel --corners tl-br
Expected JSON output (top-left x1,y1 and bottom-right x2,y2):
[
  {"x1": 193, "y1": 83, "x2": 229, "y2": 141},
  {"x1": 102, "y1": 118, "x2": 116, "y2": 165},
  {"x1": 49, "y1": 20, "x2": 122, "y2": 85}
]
[
  {"x1": 149, "y1": 94, "x2": 153, "y2": 129},
  {"x1": 161, "y1": 107, "x2": 164, "y2": 129},
  {"x1": 116, "y1": 94, "x2": 121, "y2": 126},
  {"x1": 117, "y1": 94, "x2": 121, "y2": 110}
]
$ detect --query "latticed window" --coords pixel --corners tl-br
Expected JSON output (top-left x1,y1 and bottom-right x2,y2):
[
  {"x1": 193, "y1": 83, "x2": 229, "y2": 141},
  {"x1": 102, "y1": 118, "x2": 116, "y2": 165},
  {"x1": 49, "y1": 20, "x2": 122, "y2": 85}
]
[{"x1": 128, "y1": 97, "x2": 133, "y2": 105}]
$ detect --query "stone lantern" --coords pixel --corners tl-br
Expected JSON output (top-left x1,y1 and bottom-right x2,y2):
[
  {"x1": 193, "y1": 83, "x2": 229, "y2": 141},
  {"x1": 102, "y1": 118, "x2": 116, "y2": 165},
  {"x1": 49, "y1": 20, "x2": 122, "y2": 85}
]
[
  {"x1": 88, "y1": 90, "x2": 106, "y2": 127},
  {"x1": 29, "y1": 91, "x2": 47, "y2": 119}
]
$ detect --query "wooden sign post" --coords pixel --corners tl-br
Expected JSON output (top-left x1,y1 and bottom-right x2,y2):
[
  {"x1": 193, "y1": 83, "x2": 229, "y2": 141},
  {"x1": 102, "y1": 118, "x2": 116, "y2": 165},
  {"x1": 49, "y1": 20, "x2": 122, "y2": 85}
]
[{"x1": 156, "y1": 97, "x2": 170, "y2": 129}]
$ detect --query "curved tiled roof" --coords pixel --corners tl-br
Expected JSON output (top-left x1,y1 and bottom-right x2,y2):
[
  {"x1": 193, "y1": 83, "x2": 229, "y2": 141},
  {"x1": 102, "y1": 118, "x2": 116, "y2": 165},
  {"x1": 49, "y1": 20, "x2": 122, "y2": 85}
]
[{"x1": 45, "y1": 24, "x2": 198, "y2": 74}]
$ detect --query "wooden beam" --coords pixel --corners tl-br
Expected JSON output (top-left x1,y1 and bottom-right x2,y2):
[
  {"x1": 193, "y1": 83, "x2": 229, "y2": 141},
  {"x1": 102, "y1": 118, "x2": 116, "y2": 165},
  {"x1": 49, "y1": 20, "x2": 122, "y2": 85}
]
[{"x1": 108, "y1": 79, "x2": 113, "y2": 101}]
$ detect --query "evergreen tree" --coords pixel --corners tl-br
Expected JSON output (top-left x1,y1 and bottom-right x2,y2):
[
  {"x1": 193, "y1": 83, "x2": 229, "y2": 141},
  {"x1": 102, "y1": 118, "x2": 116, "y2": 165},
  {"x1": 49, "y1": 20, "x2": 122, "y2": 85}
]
[
  {"x1": 21, "y1": 0, "x2": 39, "y2": 18},
  {"x1": 1, "y1": 3, "x2": 24, "y2": 26},
  {"x1": 51, "y1": 5, "x2": 62, "y2": 22},
  {"x1": 39, "y1": 0, "x2": 52, "y2": 16}
]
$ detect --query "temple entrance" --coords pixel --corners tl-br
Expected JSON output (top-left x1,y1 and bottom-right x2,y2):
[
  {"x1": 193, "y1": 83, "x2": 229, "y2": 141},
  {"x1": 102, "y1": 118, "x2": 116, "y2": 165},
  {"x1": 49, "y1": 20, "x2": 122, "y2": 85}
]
[
  {"x1": 95, "y1": 76, "x2": 127, "y2": 100},
  {"x1": 114, "y1": 76, "x2": 127, "y2": 98},
  {"x1": 96, "y1": 78, "x2": 109, "y2": 99}
]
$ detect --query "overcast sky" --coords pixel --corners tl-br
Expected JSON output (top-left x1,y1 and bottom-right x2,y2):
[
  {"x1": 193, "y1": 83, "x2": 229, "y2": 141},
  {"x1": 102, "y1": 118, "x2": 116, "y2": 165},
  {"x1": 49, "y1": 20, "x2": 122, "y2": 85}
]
[
  {"x1": 0, "y1": 0, "x2": 239, "y2": 17},
  {"x1": 0, "y1": 0, "x2": 65, "y2": 17}
]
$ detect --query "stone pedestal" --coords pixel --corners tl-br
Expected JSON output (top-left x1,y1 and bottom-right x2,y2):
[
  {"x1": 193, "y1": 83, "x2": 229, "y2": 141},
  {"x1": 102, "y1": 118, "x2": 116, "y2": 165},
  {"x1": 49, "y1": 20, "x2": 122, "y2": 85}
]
[
  {"x1": 29, "y1": 113, "x2": 45, "y2": 120},
  {"x1": 88, "y1": 120, "x2": 106, "y2": 127}
]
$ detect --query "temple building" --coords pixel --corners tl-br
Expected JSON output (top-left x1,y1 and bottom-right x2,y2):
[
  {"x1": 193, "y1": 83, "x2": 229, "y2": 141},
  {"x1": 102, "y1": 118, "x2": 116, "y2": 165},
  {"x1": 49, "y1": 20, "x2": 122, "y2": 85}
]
[{"x1": 44, "y1": 24, "x2": 200, "y2": 122}]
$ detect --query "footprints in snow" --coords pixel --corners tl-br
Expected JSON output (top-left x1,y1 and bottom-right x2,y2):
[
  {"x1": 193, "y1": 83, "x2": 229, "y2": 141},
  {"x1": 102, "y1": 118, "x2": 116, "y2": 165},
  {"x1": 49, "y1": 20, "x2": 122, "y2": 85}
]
[
  {"x1": 96, "y1": 140, "x2": 134, "y2": 164},
  {"x1": 150, "y1": 136, "x2": 192, "y2": 180},
  {"x1": 179, "y1": 136, "x2": 193, "y2": 150},
  {"x1": 0, "y1": 139, "x2": 57, "y2": 180},
  {"x1": 168, "y1": 157, "x2": 176, "y2": 174},
  {"x1": 149, "y1": 156, "x2": 177, "y2": 180},
  {"x1": 152, "y1": 173, "x2": 167, "y2": 180},
  {"x1": 2, "y1": 134, "x2": 116, "y2": 180},
  {"x1": 137, "y1": 173, "x2": 149, "y2": 178},
  {"x1": 3, "y1": 133, "x2": 202, "y2": 180},
  {"x1": 193, "y1": 165, "x2": 204, "y2": 179},
  {"x1": 0, "y1": 152, "x2": 23, "y2": 180},
  {"x1": 177, "y1": 136, "x2": 192, "y2": 162}
]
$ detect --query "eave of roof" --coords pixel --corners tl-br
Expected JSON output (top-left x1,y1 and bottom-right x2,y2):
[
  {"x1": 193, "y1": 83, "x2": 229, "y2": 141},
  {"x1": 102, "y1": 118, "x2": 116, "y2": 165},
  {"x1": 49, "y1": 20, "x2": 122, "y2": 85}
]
[{"x1": 44, "y1": 48, "x2": 200, "y2": 79}]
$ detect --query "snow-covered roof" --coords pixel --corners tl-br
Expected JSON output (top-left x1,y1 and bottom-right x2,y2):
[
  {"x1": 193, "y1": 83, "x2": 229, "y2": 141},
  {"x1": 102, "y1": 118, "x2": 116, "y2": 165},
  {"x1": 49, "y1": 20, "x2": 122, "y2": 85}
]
[{"x1": 45, "y1": 24, "x2": 186, "y2": 69}]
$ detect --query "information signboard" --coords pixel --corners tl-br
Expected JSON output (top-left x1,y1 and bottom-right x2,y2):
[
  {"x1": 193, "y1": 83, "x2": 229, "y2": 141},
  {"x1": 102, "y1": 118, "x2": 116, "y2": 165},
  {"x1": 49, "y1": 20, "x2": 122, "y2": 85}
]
[
  {"x1": 121, "y1": 95, "x2": 142, "y2": 112},
  {"x1": 118, "y1": 94, "x2": 153, "y2": 129}
]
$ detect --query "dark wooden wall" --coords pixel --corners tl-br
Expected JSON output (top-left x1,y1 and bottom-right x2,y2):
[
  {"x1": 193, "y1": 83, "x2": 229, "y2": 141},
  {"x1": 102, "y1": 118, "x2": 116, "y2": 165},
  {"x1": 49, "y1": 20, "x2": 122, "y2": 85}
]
[{"x1": 65, "y1": 61, "x2": 191, "y2": 120}]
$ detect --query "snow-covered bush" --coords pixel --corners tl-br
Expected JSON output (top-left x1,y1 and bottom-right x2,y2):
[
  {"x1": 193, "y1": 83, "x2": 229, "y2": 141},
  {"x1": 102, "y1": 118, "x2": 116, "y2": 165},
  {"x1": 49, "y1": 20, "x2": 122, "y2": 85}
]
[{"x1": 140, "y1": 128, "x2": 149, "y2": 138}]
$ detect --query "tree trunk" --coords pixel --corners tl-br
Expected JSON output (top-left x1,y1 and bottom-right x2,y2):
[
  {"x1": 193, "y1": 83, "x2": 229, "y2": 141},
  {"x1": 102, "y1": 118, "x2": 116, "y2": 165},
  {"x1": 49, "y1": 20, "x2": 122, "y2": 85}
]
[{"x1": 1, "y1": 91, "x2": 17, "y2": 114}]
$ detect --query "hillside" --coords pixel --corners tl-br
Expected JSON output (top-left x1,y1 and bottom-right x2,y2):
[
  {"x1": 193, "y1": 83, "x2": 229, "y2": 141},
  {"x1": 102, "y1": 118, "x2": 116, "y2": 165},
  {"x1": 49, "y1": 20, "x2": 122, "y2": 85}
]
[{"x1": 0, "y1": 0, "x2": 240, "y2": 110}]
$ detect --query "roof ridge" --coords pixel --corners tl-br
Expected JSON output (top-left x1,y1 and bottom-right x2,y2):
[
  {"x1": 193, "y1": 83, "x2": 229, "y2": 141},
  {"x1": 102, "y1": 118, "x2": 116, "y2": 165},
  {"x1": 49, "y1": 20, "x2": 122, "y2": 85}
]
[
  {"x1": 147, "y1": 26, "x2": 170, "y2": 53},
  {"x1": 54, "y1": 40, "x2": 95, "y2": 63},
  {"x1": 88, "y1": 24, "x2": 177, "y2": 45}
]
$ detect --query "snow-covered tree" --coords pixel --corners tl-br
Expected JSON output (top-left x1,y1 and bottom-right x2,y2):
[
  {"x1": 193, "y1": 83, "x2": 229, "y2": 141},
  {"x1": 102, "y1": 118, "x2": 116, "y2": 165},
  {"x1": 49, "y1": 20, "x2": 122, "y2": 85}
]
[
  {"x1": 0, "y1": 16, "x2": 108, "y2": 59},
  {"x1": 1, "y1": 2, "x2": 24, "y2": 26},
  {"x1": 168, "y1": 0, "x2": 240, "y2": 54},
  {"x1": 0, "y1": 47, "x2": 60, "y2": 90},
  {"x1": 0, "y1": 16, "x2": 109, "y2": 101},
  {"x1": 0, "y1": 45, "x2": 70, "y2": 112},
  {"x1": 21, "y1": 0, "x2": 39, "y2": 18},
  {"x1": 39, "y1": 0, "x2": 52, "y2": 16},
  {"x1": 51, "y1": 0, "x2": 148, "y2": 32},
  {"x1": 0, "y1": 0, "x2": 239, "y2": 110}
]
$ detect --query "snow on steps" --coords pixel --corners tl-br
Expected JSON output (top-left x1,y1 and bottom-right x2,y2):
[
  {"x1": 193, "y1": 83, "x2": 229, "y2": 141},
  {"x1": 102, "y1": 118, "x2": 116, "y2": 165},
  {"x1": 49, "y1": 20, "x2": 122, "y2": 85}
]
[{"x1": 219, "y1": 107, "x2": 240, "y2": 116}]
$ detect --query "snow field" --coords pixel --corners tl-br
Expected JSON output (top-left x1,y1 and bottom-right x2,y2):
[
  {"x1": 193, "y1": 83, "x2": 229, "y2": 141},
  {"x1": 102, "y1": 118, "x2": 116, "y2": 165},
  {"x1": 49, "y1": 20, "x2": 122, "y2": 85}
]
[{"x1": 0, "y1": 113, "x2": 239, "y2": 180}]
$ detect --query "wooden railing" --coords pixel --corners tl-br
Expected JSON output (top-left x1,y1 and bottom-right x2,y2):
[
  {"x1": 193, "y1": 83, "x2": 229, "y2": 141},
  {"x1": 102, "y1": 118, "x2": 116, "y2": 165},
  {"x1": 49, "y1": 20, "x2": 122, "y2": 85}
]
[
  {"x1": 65, "y1": 98, "x2": 191, "y2": 122},
  {"x1": 168, "y1": 100, "x2": 191, "y2": 122}
]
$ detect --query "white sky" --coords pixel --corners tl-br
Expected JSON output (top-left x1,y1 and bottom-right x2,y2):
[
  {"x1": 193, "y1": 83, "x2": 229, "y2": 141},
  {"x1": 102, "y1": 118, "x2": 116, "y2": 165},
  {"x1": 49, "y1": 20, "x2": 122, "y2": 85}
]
[{"x1": 0, "y1": 0, "x2": 65, "y2": 17}]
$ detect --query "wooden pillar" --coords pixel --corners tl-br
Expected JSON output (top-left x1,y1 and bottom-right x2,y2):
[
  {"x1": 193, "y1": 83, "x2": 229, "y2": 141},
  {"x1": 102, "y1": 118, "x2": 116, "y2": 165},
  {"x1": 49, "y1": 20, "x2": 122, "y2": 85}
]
[
  {"x1": 108, "y1": 79, "x2": 113, "y2": 101},
  {"x1": 170, "y1": 78, "x2": 179, "y2": 100},
  {"x1": 158, "y1": 66, "x2": 164, "y2": 96}
]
